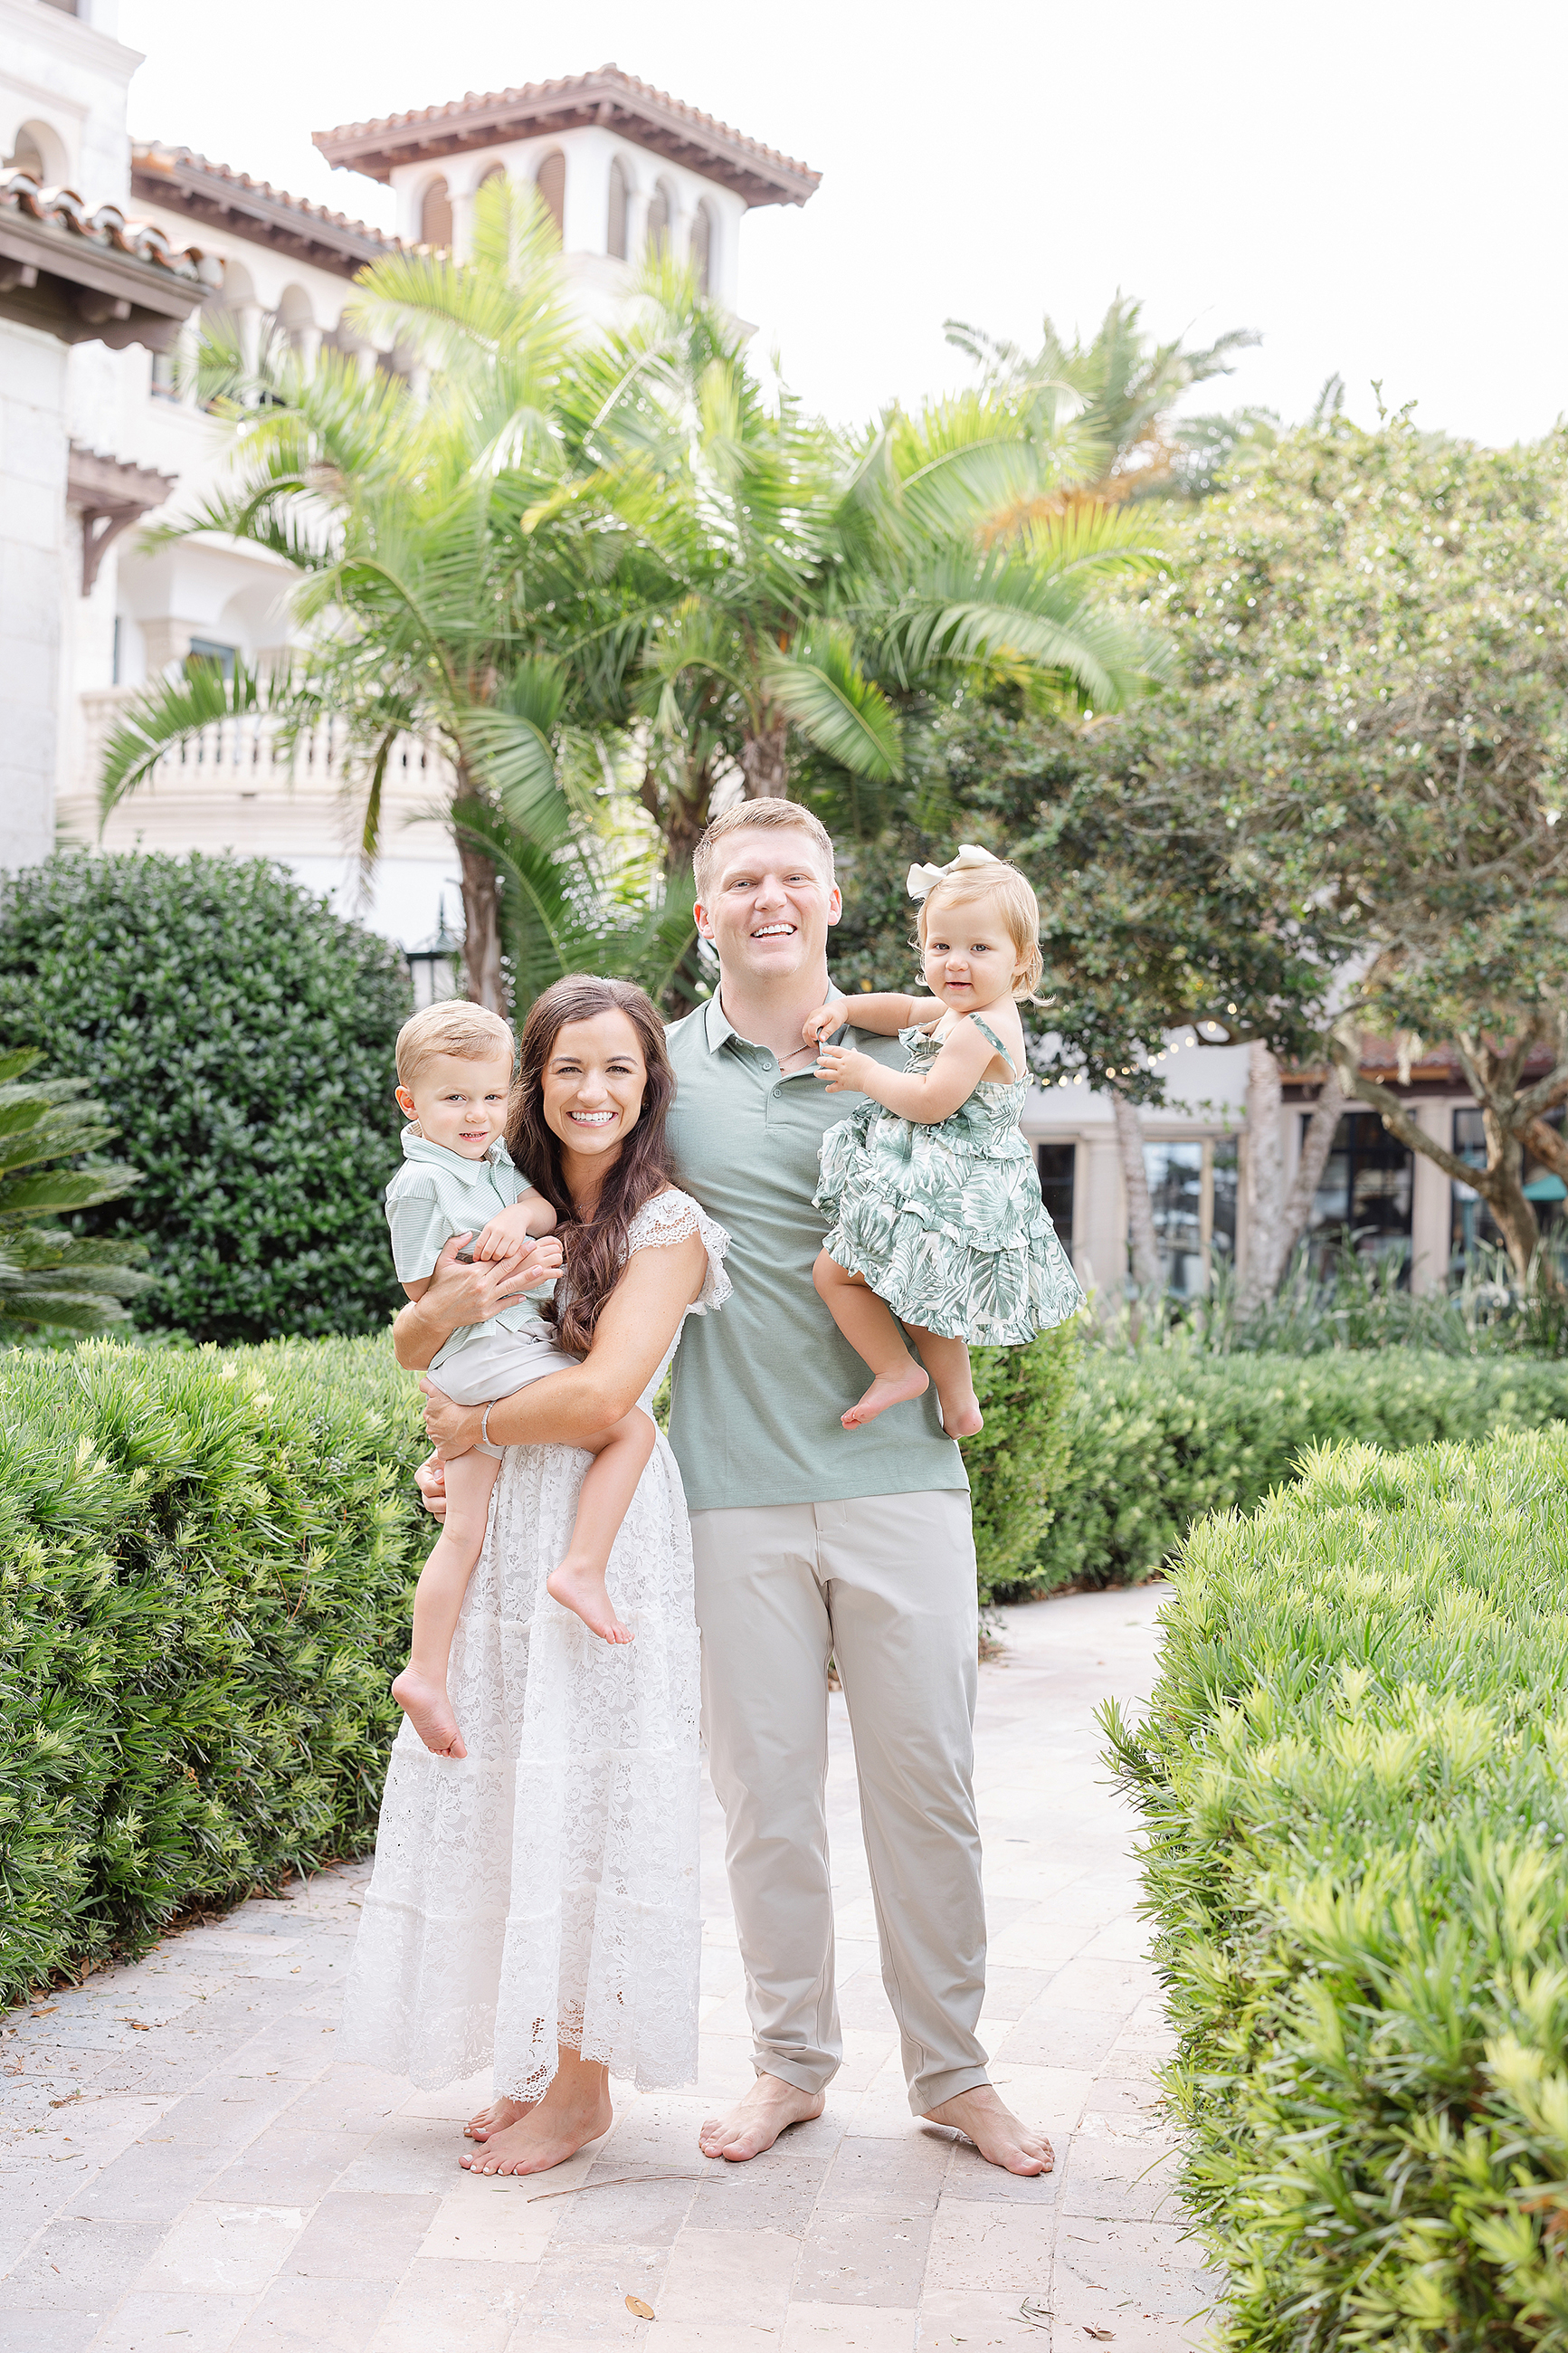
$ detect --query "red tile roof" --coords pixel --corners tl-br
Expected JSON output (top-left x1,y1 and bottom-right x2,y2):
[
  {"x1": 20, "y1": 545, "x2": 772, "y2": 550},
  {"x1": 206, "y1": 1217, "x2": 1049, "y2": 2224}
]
[{"x1": 131, "y1": 145, "x2": 397, "y2": 280}]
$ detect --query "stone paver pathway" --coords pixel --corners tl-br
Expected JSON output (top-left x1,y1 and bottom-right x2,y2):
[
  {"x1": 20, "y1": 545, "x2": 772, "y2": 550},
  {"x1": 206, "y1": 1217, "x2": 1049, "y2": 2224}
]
[{"x1": 1, "y1": 1584, "x2": 1220, "y2": 2352}]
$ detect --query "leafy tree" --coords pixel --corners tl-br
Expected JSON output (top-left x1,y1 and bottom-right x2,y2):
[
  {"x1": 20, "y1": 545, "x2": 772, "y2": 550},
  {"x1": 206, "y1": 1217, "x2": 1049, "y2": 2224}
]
[
  {"x1": 0, "y1": 853, "x2": 412, "y2": 1343},
  {"x1": 0, "y1": 1049, "x2": 149, "y2": 1336}
]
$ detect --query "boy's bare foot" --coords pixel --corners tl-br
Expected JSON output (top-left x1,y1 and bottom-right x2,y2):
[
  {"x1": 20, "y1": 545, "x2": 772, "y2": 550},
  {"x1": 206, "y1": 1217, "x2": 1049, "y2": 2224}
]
[
  {"x1": 698, "y1": 2072, "x2": 825, "y2": 2161},
  {"x1": 460, "y1": 2083, "x2": 612, "y2": 2175},
  {"x1": 546, "y1": 1558, "x2": 633, "y2": 1643},
  {"x1": 923, "y1": 2083, "x2": 1054, "y2": 2175},
  {"x1": 391, "y1": 1666, "x2": 467, "y2": 1758},
  {"x1": 465, "y1": 2094, "x2": 535, "y2": 2142},
  {"x1": 841, "y1": 1362, "x2": 929, "y2": 1430},
  {"x1": 936, "y1": 1385, "x2": 984, "y2": 1439}
]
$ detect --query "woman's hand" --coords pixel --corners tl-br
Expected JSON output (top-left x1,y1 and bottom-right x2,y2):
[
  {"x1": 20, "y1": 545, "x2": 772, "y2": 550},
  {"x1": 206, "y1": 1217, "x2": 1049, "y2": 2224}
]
[
  {"x1": 394, "y1": 1229, "x2": 563, "y2": 1369},
  {"x1": 472, "y1": 1199, "x2": 556, "y2": 1262},
  {"x1": 815, "y1": 1042, "x2": 876, "y2": 1095},
  {"x1": 419, "y1": 1379, "x2": 486, "y2": 1461},
  {"x1": 413, "y1": 1450, "x2": 447, "y2": 1519}
]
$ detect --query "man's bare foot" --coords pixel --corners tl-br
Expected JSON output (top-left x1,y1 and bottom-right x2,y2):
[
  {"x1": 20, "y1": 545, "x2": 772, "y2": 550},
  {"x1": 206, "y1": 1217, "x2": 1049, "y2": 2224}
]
[
  {"x1": 460, "y1": 2082, "x2": 612, "y2": 2175},
  {"x1": 841, "y1": 1362, "x2": 929, "y2": 1430},
  {"x1": 465, "y1": 2094, "x2": 534, "y2": 2142},
  {"x1": 391, "y1": 1665, "x2": 466, "y2": 1758},
  {"x1": 698, "y1": 2072, "x2": 825, "y2": 2162},
  {"x1": 924, "y1": 2083, "x2": 1054, "y2": 2176},
  {"x1": 546, "y1": 1558, "x2": 632, "y2": 1643},
  {"x1": 935, "y1": 1383, "x2": 984, "y2": 1439}
]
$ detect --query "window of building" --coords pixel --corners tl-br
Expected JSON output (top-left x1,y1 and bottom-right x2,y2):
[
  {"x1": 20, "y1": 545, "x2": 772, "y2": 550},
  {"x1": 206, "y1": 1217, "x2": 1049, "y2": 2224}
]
[
  {"x1": 111, "y1": 614, "x2": 121, "y2": 687},
  {"x1": 690, "y1": 201, "x2": 713, "y2": 295},
  {"x1": 1037, "y1": 1144, "x2": 1075, "y2": 1256},
  {"x1": 4, "y1": 134, "x2": 46, "y2": 178},
  {"x1": 607, "y1": 158, "x2": 629, "y2": 260},
  {"x1": 150, "y1": 348, "x2": 179, "y2": 400},
  {"x1": 185, "y1": 638, "x2": 236, "y2": 681},
  {"x1": 479, "y1": 163, "x2": 506, "y2": 188},
  {"x1": 421, "y1": 177, "x2": 452, "y2": 251},
  {"x1": 1305, "y1": 1110, "x2": 1413, "y2": 1280},
  {"x1": 536, "y1": 150, "x2": 565, "y2": 240},
  {"x1": 647, "y1": 180, "x2": 673, "y2": 254},
  {"x1": 1136, "y1": 1136, "x2": 1239, "y2": 1296},
  {"x1": 1451, "y1": 1106, "x2": 1565, "y2": 1272}
]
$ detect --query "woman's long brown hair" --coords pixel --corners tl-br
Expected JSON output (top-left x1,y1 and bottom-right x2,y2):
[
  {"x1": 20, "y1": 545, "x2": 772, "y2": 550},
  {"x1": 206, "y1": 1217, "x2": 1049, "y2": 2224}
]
[{"x1": 508, "y1": 976, "x2": 678, "y2": 1359}]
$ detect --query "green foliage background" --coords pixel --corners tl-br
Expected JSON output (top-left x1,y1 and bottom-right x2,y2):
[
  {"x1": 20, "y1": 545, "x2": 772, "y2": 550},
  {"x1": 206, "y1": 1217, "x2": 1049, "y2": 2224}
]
[
  {"x1": 0, "y1": 1338, "x2": 431, "y2": 2004},
  {"x1": 1108, "y1": 1432, "x2": 1568, "y2": 2348},
  {"x1": 0, "y1": 853, "x2": 411, "y2": 1342}
]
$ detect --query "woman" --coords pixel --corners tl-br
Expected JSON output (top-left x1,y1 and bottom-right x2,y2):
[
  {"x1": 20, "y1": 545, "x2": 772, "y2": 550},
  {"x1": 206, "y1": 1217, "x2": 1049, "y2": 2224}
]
[{"x1": 341, "y1": 976, "x2": 729, "y2": 2179}]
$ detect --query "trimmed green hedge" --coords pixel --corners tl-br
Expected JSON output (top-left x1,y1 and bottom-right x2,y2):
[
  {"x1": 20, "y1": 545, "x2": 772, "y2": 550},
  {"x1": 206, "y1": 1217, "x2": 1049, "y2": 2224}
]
[
  {"x1": 0, "y1": 1337, "x2": 430, "y2": 2004},
  {"x1": 1028, "y1": 1350, "x2": 1568, "y2": 1593},
  {"x1": 966, "y1": 1320, "x2": 1079, "y2": 1602},
  {"x1": 1108, "y1": 1434, "x2": 1568, "y2": 2348}
]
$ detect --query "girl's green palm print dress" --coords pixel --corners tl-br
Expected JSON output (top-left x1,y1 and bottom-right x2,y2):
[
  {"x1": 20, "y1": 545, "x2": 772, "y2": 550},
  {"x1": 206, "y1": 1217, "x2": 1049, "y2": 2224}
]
[{"x1": 814, "y1": 1016, "x2": 1083, "y2": 1344}]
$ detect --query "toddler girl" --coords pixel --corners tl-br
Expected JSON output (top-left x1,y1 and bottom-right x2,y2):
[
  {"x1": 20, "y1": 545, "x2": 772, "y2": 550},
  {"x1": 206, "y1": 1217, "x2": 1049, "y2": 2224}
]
[
  {"x1": 805, "y1": 844, "x2": 1083, "y2": 1436},
  {"x1": 385, "y1": 1003, "x2": 656, "y2": 1759}
]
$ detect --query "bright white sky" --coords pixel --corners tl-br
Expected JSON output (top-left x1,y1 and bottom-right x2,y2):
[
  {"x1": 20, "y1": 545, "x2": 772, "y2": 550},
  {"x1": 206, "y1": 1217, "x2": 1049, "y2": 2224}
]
[{"x1": 120, "y1": 0, "x2": 1566, "y2": 449}]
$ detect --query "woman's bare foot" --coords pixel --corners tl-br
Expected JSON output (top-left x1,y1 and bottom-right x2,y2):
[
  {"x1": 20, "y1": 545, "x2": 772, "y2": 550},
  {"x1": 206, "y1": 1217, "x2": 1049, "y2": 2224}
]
[
  {"x1": 934, "y1": 1381, "x2": 984, "y2": 1438},
  {"x1": 460, "y1": 2050, "x2": 612, "y2": 2176},
  {"x1": 841, "y1": 1362, "x2": 929, "y2": 1430},
  {"x1": 391, "y1": 1666, "x2": 466, "y2": 1758},
  {"x1": 923, "y1": 2083, "x2": 1054, "y2": 2175},
  {"x1": 546, "y1": 1558, "x2": 633, "y2": 1643},
  {"x1": 698, "y1": 2072, "x2": 825, "y2": 2162},
  {"x1": 465, "y1": 2094, "x2": 535, "y2": 2142}
]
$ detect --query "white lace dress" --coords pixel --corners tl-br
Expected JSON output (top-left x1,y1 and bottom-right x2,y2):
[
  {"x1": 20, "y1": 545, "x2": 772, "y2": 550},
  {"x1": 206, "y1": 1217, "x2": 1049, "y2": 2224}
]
[{"x1": 340, "y1": 1189, "x2": 730, "y2": 2100}]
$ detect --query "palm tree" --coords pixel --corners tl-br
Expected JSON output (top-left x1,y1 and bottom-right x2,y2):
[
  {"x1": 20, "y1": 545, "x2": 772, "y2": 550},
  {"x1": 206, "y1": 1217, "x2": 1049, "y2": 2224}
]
[{"x1": 100, "y1": 182, "x2": 684, "y2": 1012}]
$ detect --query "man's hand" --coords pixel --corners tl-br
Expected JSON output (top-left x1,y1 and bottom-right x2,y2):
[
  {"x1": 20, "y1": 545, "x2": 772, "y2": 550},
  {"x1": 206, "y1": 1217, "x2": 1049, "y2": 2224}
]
[
  {"x1": 815, "y1": 1042, "x2": 876, "y2": 1095},
  {"x1": 420, "y1": 1377, "x2": 485, "y2": 1461},
  {"x1": 413, "y1": 1450, "x2": 448, "y2": 1520}
]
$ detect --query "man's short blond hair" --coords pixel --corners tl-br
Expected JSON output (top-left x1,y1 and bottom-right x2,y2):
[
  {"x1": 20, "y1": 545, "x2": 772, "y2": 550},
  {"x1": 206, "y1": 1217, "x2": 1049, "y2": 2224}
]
[
  {"x1": 692, "y1": 798, "x2": 835, "y2": 906},
  {"x1": 395, "y1": 1001, "x2": 515, "y2": 1089},
  {"x1": 918, "y1": 864, "x2": 1045, "y2": 1002}
]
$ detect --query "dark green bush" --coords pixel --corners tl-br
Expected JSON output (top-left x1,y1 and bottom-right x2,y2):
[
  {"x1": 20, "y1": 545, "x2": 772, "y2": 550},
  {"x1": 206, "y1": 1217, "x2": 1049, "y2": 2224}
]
[
  {"x1": 965, "y1": 1319, "x2": 1079, "y2": 1601},
  {"x1": 0, "y1": 852, "x2": 410, "y2": 1341},
  {"x1": 0, "y1": 1336, "x2": 431, "y2": 2002},
  {"x1": 1107, "y1": 1434, "x2": 1568, "y2": 2348},
  {"x1": 1029, "y1": 1349, "x2": 1568, "y2": 1593}
]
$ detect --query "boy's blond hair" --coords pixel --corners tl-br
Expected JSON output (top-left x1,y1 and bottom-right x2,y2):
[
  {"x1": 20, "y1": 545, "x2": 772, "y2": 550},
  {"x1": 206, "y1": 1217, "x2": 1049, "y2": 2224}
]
[
  {"x1": 394, "y1": 1001, "x2": 515, "y2": 1090},
  {"x1": 692, "y1": 797, "x2": 836, "y2": 907},
  {"x1": 917, "y1": 864, "x2": 1045, "y2": 1002}
]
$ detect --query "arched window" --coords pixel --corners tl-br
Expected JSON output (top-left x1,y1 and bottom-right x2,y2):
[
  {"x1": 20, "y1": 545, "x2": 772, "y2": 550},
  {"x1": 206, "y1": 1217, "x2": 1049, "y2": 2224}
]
[
  {"x1": 647, "y1": 179, "x2": 673, "y2": 256},
  {"x1": 5, "y1": 119, "x2": 69, "y2": 183},
  {"x1": 606, "y1": 157, "x2": 629, "y2": 260},
  {"x1": 478, "y1": 162, "x2": 506, "y2": 191},
  {"x1": 4, "y1": 132, "x2": 44, "y2": 179},
  {"x1": 420, "y1": 176, "x2": 452, "y2": 251},
  {"x1": 536, "y1": 149, "x2": 565, "y2": 241},
  {"x1": 690, "y1": 201, "x2": 713, "y2": 296}
]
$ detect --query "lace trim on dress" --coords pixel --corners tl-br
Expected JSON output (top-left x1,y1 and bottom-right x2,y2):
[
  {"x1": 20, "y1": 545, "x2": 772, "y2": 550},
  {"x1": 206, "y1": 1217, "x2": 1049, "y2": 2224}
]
[{"x1": 624, "y1": 1188, "x2": 732, "y2": 1317}]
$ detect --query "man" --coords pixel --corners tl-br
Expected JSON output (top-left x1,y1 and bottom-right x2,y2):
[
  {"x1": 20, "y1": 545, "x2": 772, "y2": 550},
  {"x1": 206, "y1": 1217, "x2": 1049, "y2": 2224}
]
[{"x1": 404, "y1": 799, "x2": 1050, "y2": 2177}]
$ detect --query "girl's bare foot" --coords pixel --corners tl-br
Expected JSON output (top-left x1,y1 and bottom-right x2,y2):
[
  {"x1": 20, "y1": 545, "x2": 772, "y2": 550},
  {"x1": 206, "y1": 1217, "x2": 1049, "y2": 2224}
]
[
  {"x1": 935, "y1": 1382, "x2": 984, "y2": 1438},
  {"x1": 842, "y1": 1362, "x2": 929, "y2": 1429},
  {"x1": 546, "y1": 1559, "x2": 633, "y2": 1644},
  {"x1": 460, "y1": 2052, "x2": 613, "y2": 2176},
  {"x1": 391, "y1": 1666, "x2": 467, "y2": 1758},
  {"x1": 465, "y1": 2094, "x2": 535, "y2": 2142}
]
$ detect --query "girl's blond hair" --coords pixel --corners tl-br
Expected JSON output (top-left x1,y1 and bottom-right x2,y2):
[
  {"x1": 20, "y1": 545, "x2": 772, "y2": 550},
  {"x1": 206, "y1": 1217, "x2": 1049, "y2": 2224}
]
[{"x1": 917, "y1": 863, "x2": 1044, "y2": 1002}]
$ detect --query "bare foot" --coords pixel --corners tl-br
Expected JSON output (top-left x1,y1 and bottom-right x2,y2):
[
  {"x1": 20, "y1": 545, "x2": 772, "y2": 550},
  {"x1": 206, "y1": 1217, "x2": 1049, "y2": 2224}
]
[
  {"x1": 460, "y1": 2086, "x2": 612, "y2": 2175},
  {"x1": 935, "y1": 1383, "x2": 984, "y2": 1438},
  {"x1": 841, "y1": 1362, "x2": 929, "y2": 1430},
  {"x1": 465, "y1": 2094, "x2": 535, "y2": 2142},
  {"x1": 698, "y1": 2072, "x2": 825, "y2": 2162},
  {"x1": 546, "y1": 1558, "x2": 633, "y2": 1643},
  {"x1": 391, "y1": 1666, "x2": 466, "y2": 1758},
  {"x1": 924, "y1": 2083, "x2": 1054, "y2": 2176}
]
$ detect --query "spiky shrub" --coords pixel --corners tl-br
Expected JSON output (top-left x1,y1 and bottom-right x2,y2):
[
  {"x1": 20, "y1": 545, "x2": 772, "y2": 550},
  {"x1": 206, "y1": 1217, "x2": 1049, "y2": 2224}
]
[
  {"x1": 0, "y1": 851, "x2": 411, "y2": 1343},
  {"x1": 1107, "y1": 1433, "x2": 1568, "y2": 2348},
  {"x1": 1031, "y1": 1351, "x2": 1568, "y2": 1594},
  {"x1": 0, "y1": 1047, "x2": 150, "y2": 1335},
  {"x1": 0, "y1": 1336, "x2": 432, "y2": 2003}
]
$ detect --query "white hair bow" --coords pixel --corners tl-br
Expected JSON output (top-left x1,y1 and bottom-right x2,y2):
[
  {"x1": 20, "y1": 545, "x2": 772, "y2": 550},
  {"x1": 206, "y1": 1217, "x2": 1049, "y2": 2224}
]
[{"x1": 906, "y1": 843, "x2": 1005, "y2": 902}]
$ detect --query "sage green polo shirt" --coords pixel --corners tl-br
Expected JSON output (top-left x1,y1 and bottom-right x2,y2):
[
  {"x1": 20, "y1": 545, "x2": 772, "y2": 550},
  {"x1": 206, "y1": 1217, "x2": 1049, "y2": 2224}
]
[{"x1": 664, "y1": 993, "x2": 967, "y2": 1514}]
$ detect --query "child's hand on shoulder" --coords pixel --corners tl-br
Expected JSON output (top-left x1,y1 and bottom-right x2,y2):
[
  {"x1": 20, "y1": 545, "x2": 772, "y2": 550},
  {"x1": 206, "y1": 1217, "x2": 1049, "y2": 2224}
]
[{"x1": 803, "y1": 997, "x2": 844, "y2": 1050}]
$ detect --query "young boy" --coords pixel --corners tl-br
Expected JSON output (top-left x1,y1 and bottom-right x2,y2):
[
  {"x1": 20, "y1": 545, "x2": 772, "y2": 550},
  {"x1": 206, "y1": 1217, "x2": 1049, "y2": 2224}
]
[{"x1": 385, "y1": 1004, "x2": 656, "y2": 1758}]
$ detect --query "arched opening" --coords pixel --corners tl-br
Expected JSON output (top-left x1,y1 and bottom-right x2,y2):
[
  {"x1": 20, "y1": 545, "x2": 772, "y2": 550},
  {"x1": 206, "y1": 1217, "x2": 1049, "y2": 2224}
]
[
  {"x1": 420, "y1": 176, "x2": 452, "y2": 251},
  {"x1": 277, "y1": 283, "x2": 314, "y2": 349},
  {"x1": 5, "y1": 118, "x2": 70, "y2": 184},
  {"x1": 535, "y1": 149, "x2": 565, "y2": 241},
  {"x1": 690, "y1": 201, "x2": 713, "y2": 296},
  {"x1": 647, "y1": 178, "x2": 674, "y2": 257},
  {"x1": 478, "y1": 162, "x2": 507, "y2": 188},
  {"x1": 606, "y1": 157, "x2": 629, "y2": 260}
]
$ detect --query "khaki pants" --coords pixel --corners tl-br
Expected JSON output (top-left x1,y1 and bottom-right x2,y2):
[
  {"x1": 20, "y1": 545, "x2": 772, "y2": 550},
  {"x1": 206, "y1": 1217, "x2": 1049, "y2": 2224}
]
[{"x1": 689, "y1": 1490, "x2": 989, "y2": 2115}]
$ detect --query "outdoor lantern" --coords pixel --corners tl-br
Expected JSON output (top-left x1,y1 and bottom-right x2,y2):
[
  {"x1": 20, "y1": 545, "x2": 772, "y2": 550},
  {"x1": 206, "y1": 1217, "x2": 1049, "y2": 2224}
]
[{"x1": 406, "y1": 899, "x2": 462, "y2": 1009}]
